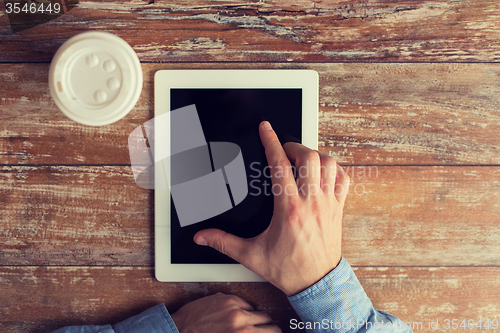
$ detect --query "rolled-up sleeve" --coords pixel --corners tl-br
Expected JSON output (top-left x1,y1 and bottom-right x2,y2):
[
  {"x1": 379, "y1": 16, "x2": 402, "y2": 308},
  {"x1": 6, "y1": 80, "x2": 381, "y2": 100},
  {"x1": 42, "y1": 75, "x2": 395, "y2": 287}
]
[
  {"x1": 288, "y1": 258, "x2": 412, "y2": 333},
  {"x1": 52, "y1": 304, "x2": 179, "y2": 333}
]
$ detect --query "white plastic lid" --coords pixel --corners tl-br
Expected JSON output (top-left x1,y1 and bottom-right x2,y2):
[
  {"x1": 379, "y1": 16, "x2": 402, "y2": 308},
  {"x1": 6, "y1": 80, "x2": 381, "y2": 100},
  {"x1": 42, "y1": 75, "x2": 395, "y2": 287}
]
[{"x1": 49, "y1": 31, "x2": 143, "y2": 126}]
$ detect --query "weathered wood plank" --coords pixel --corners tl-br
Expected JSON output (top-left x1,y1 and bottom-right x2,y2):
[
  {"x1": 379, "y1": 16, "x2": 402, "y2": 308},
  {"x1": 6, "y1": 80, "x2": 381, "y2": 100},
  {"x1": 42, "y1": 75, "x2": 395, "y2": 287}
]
[
  {"x1": 356, "y1": 266, "x2": 500, "y2": 332},
  {"x1": 342, "y1": 165, "x2": 500, "y2": 266},
  {"x1": 1, "y1": 165, "x2": 499, "y2": 266},
  {"x1": 0, "y1": 62, "x2": 150, "y2": 165},
  {"x1": 317, "y1": 63, "x2": 500, "y2": 164},
  {"x1": 0, "y1": 266, "x2": 296, "y2": 333},
  {"x1": 2, "y1": 62, "x2": 500, "y2": 165},
  {"x1": 1, "y1": 266, "x2": 499, "y2": 333},
  {"x1": 0, "y1": 166, "x2": 153, "y2": 266},
  {"x1": 1, "y1": 0, "x2": 500, "y2": 62}
]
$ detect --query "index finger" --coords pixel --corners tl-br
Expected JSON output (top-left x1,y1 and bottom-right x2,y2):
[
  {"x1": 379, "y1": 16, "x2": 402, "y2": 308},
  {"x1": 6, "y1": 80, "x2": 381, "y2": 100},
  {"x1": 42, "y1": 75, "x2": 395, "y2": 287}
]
[{"x1": 259, "y1": 121, "x2": 297, "y2": 196}]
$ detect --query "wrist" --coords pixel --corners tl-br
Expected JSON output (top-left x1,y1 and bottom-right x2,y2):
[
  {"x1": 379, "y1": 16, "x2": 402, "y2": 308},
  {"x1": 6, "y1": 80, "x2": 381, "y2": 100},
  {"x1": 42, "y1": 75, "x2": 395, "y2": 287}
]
[
  {"x1": 282, "y1": 255, "x2": 342, "y2": 296},
  {"x1": 170, "y1": 311, "x2": 184, "y2": 332}
]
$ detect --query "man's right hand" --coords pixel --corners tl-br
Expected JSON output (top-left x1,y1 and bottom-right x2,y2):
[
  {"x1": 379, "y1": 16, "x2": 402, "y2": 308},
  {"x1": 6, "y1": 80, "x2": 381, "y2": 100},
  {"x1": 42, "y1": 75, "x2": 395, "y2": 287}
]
[
  {"x1": 194, "y1": 121, "x2": 350, "y2": 296},
  {"x1": 171, "y1": 293, "x2": 281, "y2": 333}
]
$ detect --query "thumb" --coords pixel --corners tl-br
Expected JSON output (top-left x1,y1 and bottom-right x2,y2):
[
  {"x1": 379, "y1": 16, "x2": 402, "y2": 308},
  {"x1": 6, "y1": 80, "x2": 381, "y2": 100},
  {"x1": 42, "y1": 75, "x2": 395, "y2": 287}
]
[{"x1": 194, "y1": 229, "x2": 248, "y2": 263}]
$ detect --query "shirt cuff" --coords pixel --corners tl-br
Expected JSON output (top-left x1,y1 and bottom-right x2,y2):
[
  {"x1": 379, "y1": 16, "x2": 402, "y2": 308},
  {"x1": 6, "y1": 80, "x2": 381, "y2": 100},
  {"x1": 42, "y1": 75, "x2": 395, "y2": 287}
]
[
  {"x1": 287, "y1": 257, "x2": 373, "y2": 330},
  {"x1": 113, "y1": 304, "x2": 180, "y2": 333}
]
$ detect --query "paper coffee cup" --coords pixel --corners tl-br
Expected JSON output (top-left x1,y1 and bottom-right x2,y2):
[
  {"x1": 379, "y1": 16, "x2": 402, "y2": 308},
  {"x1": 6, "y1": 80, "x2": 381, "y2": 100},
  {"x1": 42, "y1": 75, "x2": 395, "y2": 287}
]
[{"x1": 49, "y1": 31, "x2": 142, "y2": 126}]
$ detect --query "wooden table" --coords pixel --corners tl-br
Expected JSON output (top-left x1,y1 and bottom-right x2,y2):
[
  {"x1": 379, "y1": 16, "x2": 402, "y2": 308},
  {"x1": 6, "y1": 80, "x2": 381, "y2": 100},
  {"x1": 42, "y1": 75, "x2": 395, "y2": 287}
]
[{"x1": 1, "y1": 1, "x2": 500, "y2": 332}]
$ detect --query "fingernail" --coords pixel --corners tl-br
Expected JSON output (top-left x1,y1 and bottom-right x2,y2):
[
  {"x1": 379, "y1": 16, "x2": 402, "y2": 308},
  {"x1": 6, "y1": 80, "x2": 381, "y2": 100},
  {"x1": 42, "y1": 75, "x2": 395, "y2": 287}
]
[
  {"x1": 195, "y1": 237, "x2": 208, "y2": 246},
  {"x1": 262, "y1": 121, "x2": 272, "y2": 131}
]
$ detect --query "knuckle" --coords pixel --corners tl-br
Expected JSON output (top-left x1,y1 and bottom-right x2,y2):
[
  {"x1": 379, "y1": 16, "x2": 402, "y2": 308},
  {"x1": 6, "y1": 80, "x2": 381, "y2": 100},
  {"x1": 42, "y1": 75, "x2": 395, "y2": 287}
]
[
  {"x1": 286, "y1": 196, "x2": 300, "y2": 212},
  {"x1": 310, "y1": 198, "x2": 322, "y2": 214},
  {"x1": 213, "y1": 239, "x2": 226, "y2": 254},
  {"x1": 303, "y1": 150, "x2": 320, "y2": 163},
  {"x1": 215, "y1": 292, "x2": 229, "y2": 301},
  {"x1": 221, "y1": 295, "x2": 238, "y2": 306},
  {"x1": 286, "y1": 198, "x2": 302, "y2": 224},
  {"x1": 227, "y1": 294, "x2": 243, "y2": 304},
  {"x1": 228, "y1": 309, "x2": 246, "y2": 324},
  {"x1": 274, "y1": 158, "x2": 291, "y2": 170},
  {"x1": 321, "y1": 154, "x2": 337, "y2": 167},
  {"x1": 212, "y1": 232, "x2": 229, "y2": 255}
]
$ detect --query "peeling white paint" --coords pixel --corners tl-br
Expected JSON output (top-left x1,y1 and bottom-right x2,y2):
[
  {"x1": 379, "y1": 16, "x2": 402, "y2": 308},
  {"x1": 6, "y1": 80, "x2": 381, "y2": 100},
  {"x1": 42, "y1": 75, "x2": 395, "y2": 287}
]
[
  {"x1": 169, "y1": 37, "x2": 226, "y2": 51},
  {"x1": 323, "y1": 51, "x2": 378, "y2": 58},
  {"x1": 145, "y1": 12, "x2": 303, "y2": 42}
]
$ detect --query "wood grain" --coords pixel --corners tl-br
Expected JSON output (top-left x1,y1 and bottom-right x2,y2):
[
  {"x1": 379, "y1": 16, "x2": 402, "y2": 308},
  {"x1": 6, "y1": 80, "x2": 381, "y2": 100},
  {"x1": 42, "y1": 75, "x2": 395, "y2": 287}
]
[
  {"x1": 1, "y1": 0, "x2": 500, "y2": 63},
  {"x1": 0, "y1": 165, "x2": 153, "y2": 266},
  {"x1": 1, "y1": 165, "x2": 499, "y2": 266},
  {"x1": 357, "y1": 266, "x2": 500, "y2": 332},
  {"x1": 317, "y1": 63, "x2": 500, "y2": 164},
  {"x1": 1, "y1": 0, "x2": 500, "y2": 331},
  {"x1": 1, "y1": 266, "x2": 499, "y2": 333},
  {"x1": 2, "y1": 62, "x2": 500, "y2": 165},
  {"x1": 342, "y1": 165, "x2": 500, "y2": 266},
  {"x1": 0, "y1": 266, "x2": 295, "y2": 333}
]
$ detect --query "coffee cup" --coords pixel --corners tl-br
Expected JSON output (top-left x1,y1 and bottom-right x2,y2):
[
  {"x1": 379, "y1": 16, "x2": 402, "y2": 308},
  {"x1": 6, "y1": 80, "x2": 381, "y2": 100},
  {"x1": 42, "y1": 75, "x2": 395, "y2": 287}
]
[{"x1": 49, "y1": 31, "x2": 142, "y2": 126}]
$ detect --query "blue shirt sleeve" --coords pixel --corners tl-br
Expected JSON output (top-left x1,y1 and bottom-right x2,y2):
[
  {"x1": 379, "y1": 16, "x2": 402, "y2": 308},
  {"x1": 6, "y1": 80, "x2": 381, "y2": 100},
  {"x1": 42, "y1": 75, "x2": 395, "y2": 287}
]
[
  {"x1": 288, "y1": 258, "x2": 413, "y2": 333},
  {"x1": 51, "y1": 304, "x2": 180, "y2": 333},
  {"x1": 53, "y1": 259, "x2": 411, "y2": 333}
]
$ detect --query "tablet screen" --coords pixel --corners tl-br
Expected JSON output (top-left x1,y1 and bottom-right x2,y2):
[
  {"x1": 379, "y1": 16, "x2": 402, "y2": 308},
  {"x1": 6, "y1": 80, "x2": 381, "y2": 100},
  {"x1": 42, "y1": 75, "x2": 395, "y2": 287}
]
[{"x1": 170, "y1": 89, "x2": 302, "y2": 264}]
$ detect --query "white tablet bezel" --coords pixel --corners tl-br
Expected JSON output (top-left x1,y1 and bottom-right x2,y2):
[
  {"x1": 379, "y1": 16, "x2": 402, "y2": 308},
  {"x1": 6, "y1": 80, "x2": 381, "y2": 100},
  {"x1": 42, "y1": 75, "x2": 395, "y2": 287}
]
[{"x1": 154, "y1": 69, "x2": 318, "y2": 282}]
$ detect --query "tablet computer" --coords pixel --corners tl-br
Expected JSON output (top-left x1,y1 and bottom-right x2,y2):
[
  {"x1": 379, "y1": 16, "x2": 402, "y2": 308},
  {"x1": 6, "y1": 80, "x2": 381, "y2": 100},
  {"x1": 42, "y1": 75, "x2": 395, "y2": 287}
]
[{"x1": 154, "y1": 70, "x2": 318, "y2": 282}]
